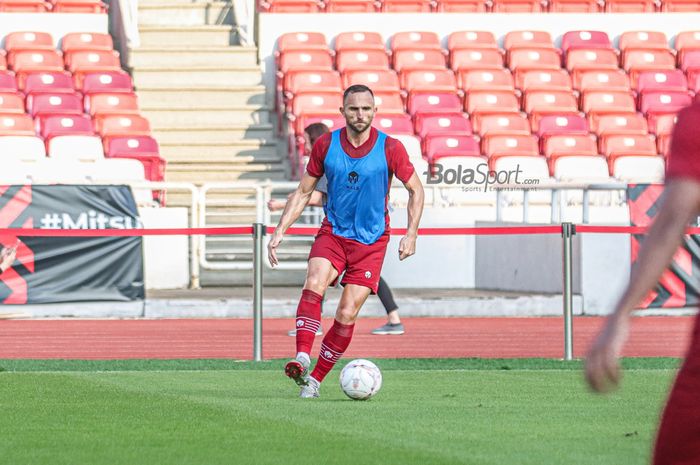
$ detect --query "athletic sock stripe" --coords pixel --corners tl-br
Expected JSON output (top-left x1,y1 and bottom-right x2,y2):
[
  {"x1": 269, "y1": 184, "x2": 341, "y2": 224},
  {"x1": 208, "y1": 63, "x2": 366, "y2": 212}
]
[
  {"x1": 296, "y1": 317, "x2": 321, "y2": 332},
  {"x1": 319, "y1": 343, "x2": 343, "y2": 362}
]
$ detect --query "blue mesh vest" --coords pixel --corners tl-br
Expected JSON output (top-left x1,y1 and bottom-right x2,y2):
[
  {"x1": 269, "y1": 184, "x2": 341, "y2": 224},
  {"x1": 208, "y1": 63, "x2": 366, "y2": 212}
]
[{"x1": 323, "y1": 129, "x2": 388, "y2": 245}]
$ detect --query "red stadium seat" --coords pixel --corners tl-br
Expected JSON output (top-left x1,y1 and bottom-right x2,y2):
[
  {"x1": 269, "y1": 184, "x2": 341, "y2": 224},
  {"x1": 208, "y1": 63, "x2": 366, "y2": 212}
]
[
  {"x1": 96, "y1": 115, "x2": 151, "y2": 141},
  {"x1": 458, "y1": 69, "x2": 515, "y2": 93},
  {"x1": 435, "y1": 0, "x2": 488, "y2": 11},
  {"x1": 647, "y1": 112, "x2": 677, "y2": 135},
  {"x1": 39, "y1": 114, "x2": 94, "y2": 139},
  {"x1": 335, "y1": 49, "x2": 389, "y2": 73},
  {"x1": 450, "y1": 48, "x2": 503, "y2": 71},
  {"x1": 582, "y1": 91, "x2": 637, "y2": 117},
  {"x1": 674, "y1": 31, "x2": 700, "y2": 60},
  {"x1": 289, "y1": 91, "x2": 343, "y2": 118},
  {"x1": 391, "y1": 32, "x2": 441, "y2": 52},
  {"x1": 335, "y1": 32, "x2": 384, "y2": 52},
  {"x1": 619, "y1": 31, "x2": 669, "y2": 54},
  {"x1": 591, "y1": 113, "x2": 649, "y2": 136},
  {"x1": 276, "y1": 32, "x2": 328, "y2": 54},
  {"x1": 639, "y1": 91, "x2": 692, "y2": 117},
  {"x1": 282, "y1": 70, "x2": 342, "y2": 98},
  {"x1": 343, "y1": 69, "x2": 400, "y2": 92},
  {"x1": 491, "y1": 0, "x2": 545, "y2": 12},
  {"x1": 0, "y1": 52, "x2": 9, "y2": 72},
  {"x1": 679, "y1": 50, "x2": 700, "y2": 82},
  {"x1": 561, "y1": 31, "x2": 613, "y2": 53},
  {"x1": 278, "y1": 50, "x2": 334, "y2": 74},
  {"x1": 622, "y1": 50, "x2": 676, "y2": 82},
  {"x1": 260, "y1": 0, "x2": 322, "y2": 13},
  {"x1": 523, "y1": 90, "x2": 578, "y2": 119},
  {"x1": 600, "y1": 134, "x2": 658, "y2": 164},
  {"x1": 0, "y1": 92, "x2": 24, "y2": 113},
  {"x1": 372, "y1": 113, "x2": 414, "y2": 135},
  {"x1": 504, "y1": 30, "x2": 553, "y2": 51},
  {"x1": 61, "y1": 32, "x2": 114, "y2": 53},
  {"x1": 635, "y1": 70, "x2": 688, "y2": 95},
  {"x1": 0, "y1": 0, "x2": 47, "y2": 12},
  {"x1": 565, "y1": 49, "x2": 620, "y2": 80},
  {"x1": 507, "y1": 48, "x2": 561, "y2": 74},
  {"x1": 482, "y1": 134, "x2": 539, "y2": 159},
  {"x1": 86, "y1": 93, "x2": 139, "y2": 117},
  {"x1": 381, "y1": 0, "x2": 432, "y2": 11},
  {"x1": 0, "y1": 71, "x2": 18, "y2": 93},
  {"x1": 537, "y1": 114, "x2": 588, "y2": 138},
  {"x1": 448, "y1": 31, "x2": 498, "y2": 51},
  {"x1": 50, "y1": 0, "x2": 107, "y2": 13},
  {"x1": 475, "y1": 113, "x2": 531, "y2": 137},
  {"x1": 424, "y1": 134, "x2": 480, "y2": 162},
  {"x1": 373, "y1": 91, "x2": 405, "y2": 113},
  {"x1": 5, "y1": 31, "x2": 53, "y2": 53},
  {"x1": 107, "y1": 136, "x2": 165, "y2": 182},
  {"x1": 401, "y1": 68, "x2": 457, "y2": 93},
  {"x1": 393, "y1": 49, "x2": 446, "y2": 73},
  {"x1": 10, "y1": 50, "x2": 63, "y2": 74},
  {"x1": 292, "y1": 113, "x2": 346, "y2": 136},
  {"x1": 574, "y1": 70, "x2": 631, "y2": 93},
  {"x1": 65, "y1": 50, "x2": 122, "y2": 74},
  {"x1": 325, "y1": 0, "x2": 378, "y2": 12},
  {"x1": 517, "y1": 69, "x2": 572, "y2": 92},
  {"x1": 22, "y1": 71, "x2": 75, "y2": 95},
  {"x1": 661, "y1": 0, "x2": 700, "y2": 11},
  {"x1": 543, "y1": 134, "x2": 598, "y2": 161},
  {"x1": 604, "y1": 0, "x2": 656, "y2": 11},
  {"x1": 0, "y1": 113, "x2": 33, "y2": 135},
  {"x1": 407, "y1": 91, "x2": 462, "y2": 115},
  {"x1": 28, "y1": 93, "x2": 83, "y2": 118},
  {"x1": 465, "y1": 91, "x2": 520, "y2": 117},
  {"x1": 414, "y1": 112, "x2": 471, "y2": 138},
  {"x1": 548, "y1": 0, "x2": 602, "y2": 12},
  {"x1": 79, "y1": 71, "x2": 133, "y2": 94}
]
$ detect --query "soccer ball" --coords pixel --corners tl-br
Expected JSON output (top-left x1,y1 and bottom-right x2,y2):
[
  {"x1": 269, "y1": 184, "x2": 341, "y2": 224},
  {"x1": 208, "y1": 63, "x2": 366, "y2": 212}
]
[{"x1": 339, "y1": 359, "x2": 382, "y2": 400}]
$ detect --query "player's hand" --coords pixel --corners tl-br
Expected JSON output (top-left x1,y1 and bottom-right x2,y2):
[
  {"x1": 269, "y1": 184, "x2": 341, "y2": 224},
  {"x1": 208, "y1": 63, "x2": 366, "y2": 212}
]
[
  {"x1": 0, "y1": 245, "x2": 17, "y2": 273},
  {"x1": 398, "y1": 234, "x2": 416, "y2": 261},
  {"x1": 268, "y1": 231, "x2": 283, "y2": 267},
  {"x1": 584, "y1": 312, "x2": 630, "y2": 393},
  {"x1": 267, "y1": 199, "x2": 286, "y2": 212}
]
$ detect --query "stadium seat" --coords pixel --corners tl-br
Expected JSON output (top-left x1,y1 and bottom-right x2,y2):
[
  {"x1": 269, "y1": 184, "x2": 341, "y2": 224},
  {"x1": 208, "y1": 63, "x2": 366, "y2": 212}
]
[
  {"x1": 276, "y1": 32, "x2": 328, "y2": 54},
  {"x1": 39, "y1": 114, "x2": 94, "y2": 139},
  {"x1": 401, "y1": 69, "x2": 457, "y2": 93},
  {"x1": 335, "y1": 32, "x2": 385, "y2": 52},
  {"x1": 553, "y1": 155, "x2": 610, "y2": 180},
  {"x1": 343, "y1": 69, "x2": 400, "y2": 92},
  {"x1": 537, "y1": 114, "x2": 589, "y2": 147},
  {"x1": 507, "y1": 48, "x2": 562, "y2": 74},
  {"x1": 482, "y1": 134, "x2": 539, "y2": 159},
  {"x1": 407, "y1": 91, "x2": 462, "y2": 115},
  {"x1": 95, "y1": 115, "x2": 152, "y2": 141},
  {"x1": 414, "y1": 112, "x2": 471, "y2": 138},
  {"x1": 575, "y1": 70, "x2": 631, "y2": 93},
  {"x1": 581, "y1": 91, "x2": 637, "y2": 118},
  {"x1": 65, "y1": 50, "x2": 123, "y2": 74},
  {"x1": 674, "y1": 31, "x2": 700, "y2": 61},
  {"x1": 282, "y1": 70, "x2": 342, "y2": 98},
  {"x1": 619, "y1": 31, "x2": 670, "y2": 54},
  {"x1": 259, "y1": 0, "x2": 322, "y2": 13},
  {"x1": 622, "y1": 49, "x2": 676, "y2": 82},
  {"x1": 648, "y1": 112, "x2": 677, "y2": 135},
  {"x1": 0, "y1": 92, "x2": 24, "y2": 113},
  {"x1": 561, "y1": 31, "x2": 613, "y2": 53},
  {"x1": 600, "y1": 134, "x2": 658, "y2": 165},
  {"x1": 523, "y1": 90, "x2": 579, "y2": 121},
  {"x1": 335, "y1": 49, "x2": 390, "y2": 73},
  {"x1": 490, "y1": 0, "x2": 545, "y2": 12},
  {"x1": 391, "y1": 134, "x2": 423, "y2": 161},
  {"x1": 393, "y1": 49, "x2": 447, "y2": 73},
  {"x1": 548, "y1": 0, "x2": 602, "y2": 12},
  {"x1": 424, "y1": 134, "x2": 480, "y2": 162},
  {"x1": 5, "y1": 31, "x2": 53, "y2": 53},
  {"x1": 517, "y1": 69, "x2": 572, "y2": 93},
  {"x1": 450, "y1": 48, "x2": 503, "y2": 71},
  {"x1": 391, "y1": 31, "x2": 441, "y2": 52},
  {"x1": 639, "y1": 91, "x2": 692, "y2": 117},
  {"x1": 613, "y1": 155, "x2": 664, "y2": 182},
  {"x1": 0, "y1": 0, "x2": 47, "y2": 12},
  {"x1": 565, "y1": 49, "x2": 620, "y2": 82},
  {"x1": 543, "y1": 134, "x2": 599, "y2": 162},
  {"x1": 0, "y1": 135, "x2": 45, "y2": 161},
  {"x1": 381, "y1": 0, "x2": 432, "y2": 12},
  {"x1": 475, "y1": 113, "x2": 531, "y2": 137},
  {"x1": 85, "y1": 93, "x2": 140, "y2": 117},
  {"x1": 604, "y1": 0, "x2": 656, "y2": 11},
  {"x1": 0, "y1": 113, "x2": 34, "y2": 135},
  {"x1": 61, "y1": 32, "x2": 114, "y2": 53},
  {"x1": 48, "y1": 135, "x2": 104, "y2": 161},
  {"x1": 678, "y1": 50, "x2": 700, "y2": 82},
  {"x1": 292, "y1": 113, "x2": 345, "y2": 137},
  {"x1": 373, "y1": 113, "x2": 414, "y2": 135},
  {"x1": 490, "y1": 154, "x2": 549, "y2": 179},
  {"x1": 289, "y1": 91, "x2": 343, "y2": 118},
  {"x1": 50, "y1": 0, "x2": 108, "y2": 14},
  {"x1": 661, "y1": 0, "x2": 700, "y2": 12},
  {"x1": 0, "y1": 71, "x2": 17, "y2": 93},
  {"x1": 372, "y1": 91, "x2": 405, "y2": 113},
  {"x1": 435, "y1": 0, "x2": 488, "y2": 11},
  {"x1": 10, "y1": 50, "x2": 63, "y2": 74},
  {"x1": 79, "y1": 71, "x2": 133, "y2": 94},
  {"x1": 464, "y1": 91, "x2": 520, "y2": 116},
  {"x1": 106, "y1": 136, "x2": 165, "y2": 182},
  {"x1": 448, "y1": 31, "x2": 498, "y2": 51},
  {"x1": 325, "y1": 1, "x2": 378, "y2": 13},
  {"x1": 89, "y1": 159, "x2": 148, "y2": 184},
  {"x1": 28, "y1": 93, "x2": 83, "y2": 118},
  {"x1": 592, "y1": 113, "x2": 649, "y2": 136},
  {"x1": 22, "y1": 71, "x2": 75, "y2": 95},
  {"x1": 504, "y1": 30, "x2": 553, "y2": 51},
  {"x1": 458, "y1": 69, "x2": 515, "y2": 93},
  {"x1": 28, "y1": 158, "x2": 95, "y2": 184},
  {"x1": 278, "y1": 50, "x2": 334, "y2": 74}
]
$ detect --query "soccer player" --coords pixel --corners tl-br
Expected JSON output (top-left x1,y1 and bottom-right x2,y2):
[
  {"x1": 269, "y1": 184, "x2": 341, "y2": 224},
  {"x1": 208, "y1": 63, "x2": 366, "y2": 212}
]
[
  {"x1": 0, "y1": 243, "x2": 17, "y2": 274},
  {"x1": 268, "y1": 85, "x2": 424, "y2": 398},
  {"x1": 585, "y1": 102, "x2": 700, "y2": 464}
]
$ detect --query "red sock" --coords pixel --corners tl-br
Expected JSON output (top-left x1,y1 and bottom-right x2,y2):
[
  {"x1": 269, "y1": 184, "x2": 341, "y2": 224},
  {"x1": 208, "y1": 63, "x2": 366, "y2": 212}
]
[
  {"x1": 295, "y1": 289, "x2": 323, "y2": 355},
  {"x1": 311, "y1": 319, "x2": 355, "y2": 382}
]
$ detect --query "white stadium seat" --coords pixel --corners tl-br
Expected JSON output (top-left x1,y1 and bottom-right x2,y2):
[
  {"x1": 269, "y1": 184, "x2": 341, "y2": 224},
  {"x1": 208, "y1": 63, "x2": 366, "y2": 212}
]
[
  {"x1": 0, "y1": 136, "x2": 46, "y2": 161},
  {"x1": 553, "y1": 156, "x2": 611, "y2": 182},
  {"x1": 613, "y1": 156, "x2": 665, "y2": 183},
  {"x1": 48, "y1": 135, "x2": 104, "y2": 161}
]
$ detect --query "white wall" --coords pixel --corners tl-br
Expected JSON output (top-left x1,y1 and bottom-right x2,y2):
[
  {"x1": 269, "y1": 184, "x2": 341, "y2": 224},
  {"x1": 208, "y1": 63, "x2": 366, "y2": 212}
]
[
  {"x1": 0, "y1": 13, "x2": 107, "y2": 46},
  {"x1": 140, "y1": 207, "x2": 190, "y2": 290}
]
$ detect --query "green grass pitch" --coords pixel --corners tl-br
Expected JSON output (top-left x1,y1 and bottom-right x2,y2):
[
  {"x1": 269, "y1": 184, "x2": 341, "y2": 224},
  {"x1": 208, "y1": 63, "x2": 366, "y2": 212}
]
[{"x1": 0, "y1": 358, "x2": 679, "y2": 465}]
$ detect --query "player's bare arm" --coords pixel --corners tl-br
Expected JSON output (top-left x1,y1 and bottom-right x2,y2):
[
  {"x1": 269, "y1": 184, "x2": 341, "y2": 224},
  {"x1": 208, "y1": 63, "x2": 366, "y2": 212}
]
[
  {"x1": 268, "y1": 172, "x2": 320, "y2": 267},
  {"x1": 399, "y1": 171, "x2": 424, "y2": 261},
  {"x1": 585, "y1": 178, "x2": 700, "y2": 393},
  {"x1": 267, "y1": 190, "x2": 324, "y2": 212}
]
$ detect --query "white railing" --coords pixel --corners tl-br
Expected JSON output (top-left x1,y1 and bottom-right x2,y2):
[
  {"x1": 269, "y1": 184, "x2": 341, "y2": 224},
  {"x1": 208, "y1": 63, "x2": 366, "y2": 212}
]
[{"x1": 110, "y1": 0, "x2": 140, "y2": 66}]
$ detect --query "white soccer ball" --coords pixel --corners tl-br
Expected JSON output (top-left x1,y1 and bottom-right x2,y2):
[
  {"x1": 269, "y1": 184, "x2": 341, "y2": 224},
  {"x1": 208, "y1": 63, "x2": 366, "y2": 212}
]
[{"x1": 339, "y1": 359, "x2": 382, "y2": 400}]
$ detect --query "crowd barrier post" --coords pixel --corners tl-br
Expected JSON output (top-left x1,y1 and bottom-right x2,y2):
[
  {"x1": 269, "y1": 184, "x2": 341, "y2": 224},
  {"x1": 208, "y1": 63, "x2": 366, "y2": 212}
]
[
  {"x1": 253, "y1": 223, "x2": 265, "y2": 361},
  {"x1": 561, "y1": 222, "x2": 576, "y2": 361}
]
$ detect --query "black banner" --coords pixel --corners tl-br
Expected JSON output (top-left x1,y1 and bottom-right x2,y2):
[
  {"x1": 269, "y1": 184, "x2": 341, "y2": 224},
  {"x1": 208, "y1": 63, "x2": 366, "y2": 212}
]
[{"x1": 0, "y1": 185, "x2": 144, "y2": 304}]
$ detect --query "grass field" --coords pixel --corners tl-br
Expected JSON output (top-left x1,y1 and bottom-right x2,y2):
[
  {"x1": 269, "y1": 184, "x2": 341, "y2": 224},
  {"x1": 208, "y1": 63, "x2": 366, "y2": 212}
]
[{"x1": 0, "y1": 358, "x2": 680, "y2": 465}]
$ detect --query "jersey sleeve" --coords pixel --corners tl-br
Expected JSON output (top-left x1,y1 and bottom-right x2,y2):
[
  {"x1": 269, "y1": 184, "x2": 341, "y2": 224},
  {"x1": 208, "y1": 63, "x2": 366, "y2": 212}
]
[
  {"x1": 305, "y1": 132, "x2": 332, "y2": 178},
  {"x1": 385, "y1": 136, "x2": 415, "y2": 184},
  {"x1": 667, "y1": 106, "x2": 700, "y2": 182}
]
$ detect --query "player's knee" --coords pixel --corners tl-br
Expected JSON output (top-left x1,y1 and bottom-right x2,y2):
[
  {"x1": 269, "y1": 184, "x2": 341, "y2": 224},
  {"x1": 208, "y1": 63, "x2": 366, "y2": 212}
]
[
  {"x1": 303, "y1": 275, "x2": 326, "y2": 293},
  {"x1": 336, "y1": 305, "x2": 359, "y2": 323}
]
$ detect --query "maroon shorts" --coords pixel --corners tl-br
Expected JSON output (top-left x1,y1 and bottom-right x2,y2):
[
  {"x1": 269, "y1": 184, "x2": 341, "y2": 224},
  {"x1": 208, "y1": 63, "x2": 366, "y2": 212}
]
[{"x1": 308, "y1": 225, "x2": 389, "y2": 294}]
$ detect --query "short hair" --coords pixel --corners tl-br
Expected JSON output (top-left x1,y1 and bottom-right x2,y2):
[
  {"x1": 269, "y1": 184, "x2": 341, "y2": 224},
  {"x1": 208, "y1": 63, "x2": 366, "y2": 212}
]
[
  {"x1": 343, "y1": 84, "x2": 374, "y2": 103},
  {"x1": 304, "y1": 122, "x2": 330, "y2": 145}
]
